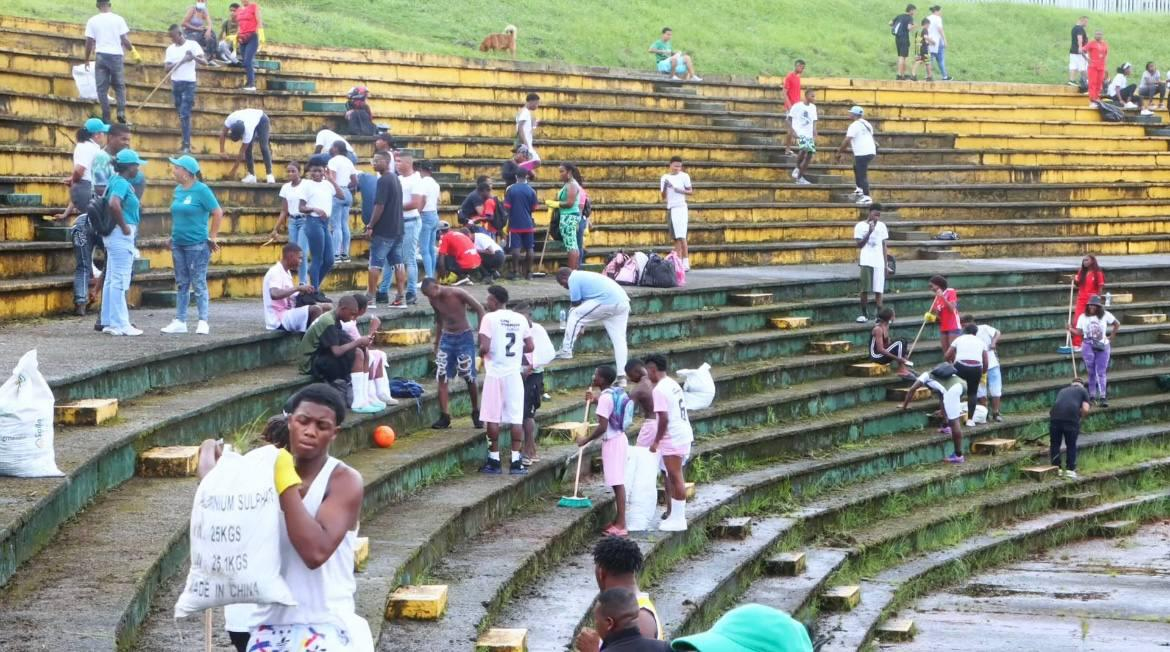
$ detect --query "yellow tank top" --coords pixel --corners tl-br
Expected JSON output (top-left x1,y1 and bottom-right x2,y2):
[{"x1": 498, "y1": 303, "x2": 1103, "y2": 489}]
[{"x1": 637, "y1": 592, "x2": 664, "y2": 641}]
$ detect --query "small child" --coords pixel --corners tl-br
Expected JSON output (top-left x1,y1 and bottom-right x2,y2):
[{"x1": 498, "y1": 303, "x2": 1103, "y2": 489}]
[
  {"x1": 912, "y1": 18, "x2": 934, "y2": 81},
  {"x1": 578, "y1": 365, "x2": 631, "y2": 536},
  {"x1": 341, "y1": 293, "x2": 398, "y2": 407}
]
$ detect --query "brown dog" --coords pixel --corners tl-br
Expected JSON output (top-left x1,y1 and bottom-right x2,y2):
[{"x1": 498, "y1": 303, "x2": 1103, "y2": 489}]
[{"x1": 479, "y1": 24, "x2": 517, "y2": 57}]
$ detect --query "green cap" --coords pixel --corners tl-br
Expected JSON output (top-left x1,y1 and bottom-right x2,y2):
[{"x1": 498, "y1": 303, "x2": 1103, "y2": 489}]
[
  {"x1": 168, "y1": 155, "x2": 201, "y2": 175},
  {"x1": 671, "y1": 605, "x2": 813, "y2": 652},
  {"x1": 115, "y1": 149, "x2": 147, "y2": 165}
]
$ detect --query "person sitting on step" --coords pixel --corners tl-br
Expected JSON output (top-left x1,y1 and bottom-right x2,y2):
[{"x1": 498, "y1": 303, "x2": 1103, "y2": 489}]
[{"x1": 295, "y1": 295, "x2": 384, "y2": 414}]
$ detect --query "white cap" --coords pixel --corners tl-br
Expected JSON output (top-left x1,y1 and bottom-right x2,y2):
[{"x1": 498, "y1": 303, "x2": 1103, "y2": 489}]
[{"x1": 849, "y1": 105, "x2": 864, "y2": 115}]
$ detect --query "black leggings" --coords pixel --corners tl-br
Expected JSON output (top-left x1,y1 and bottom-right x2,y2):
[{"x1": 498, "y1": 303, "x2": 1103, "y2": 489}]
[
  {"x1": 870, "y1": 338, "x2": 905, "y2": 364},
  {"x1": 954, "y1": 361, "x2": 983, "y2": 420},
  {"x1": 229, "y1": 631, "x2": 250, "y2": 652}
]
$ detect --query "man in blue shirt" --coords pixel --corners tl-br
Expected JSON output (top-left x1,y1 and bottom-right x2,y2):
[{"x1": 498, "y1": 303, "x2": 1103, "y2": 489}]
[
  {"x1": 504, "y1": 169, "x2": 538, "y2": 279},
  {"x1": 555, "y1": 267, "x2": 632, "y2": 381}
]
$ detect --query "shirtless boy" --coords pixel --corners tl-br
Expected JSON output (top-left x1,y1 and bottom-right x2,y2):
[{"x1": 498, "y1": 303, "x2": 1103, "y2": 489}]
[{"x1": 422, "y1": 277, "x2": 485, "y2": 428}]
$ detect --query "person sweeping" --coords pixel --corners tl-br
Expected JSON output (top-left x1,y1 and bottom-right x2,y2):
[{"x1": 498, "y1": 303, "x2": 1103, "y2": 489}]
[{"x1": 578, "y1": 365, "x2": 633, "y2": 536}]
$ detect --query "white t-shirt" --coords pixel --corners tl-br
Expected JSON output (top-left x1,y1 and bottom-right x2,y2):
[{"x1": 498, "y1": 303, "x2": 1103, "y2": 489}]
[
  {"x1": 298, "y1": 179, "x2": 336, "y2": 215},
  {"x1": 165, "y1": 39, "x2": 204, "y2": 83},
  {"x1": 853, "y1": 220, "x2": 888, "y2": 268},
  {"x1": 1077, "y1": 310, "x2": 1119, "y2": 346},
  {"x1": 660, "y1": 171, "x2": 692, "y2": 209},
  {"x1": 652, "y1": 377, "x2": 693, "y2": 447},
  {"x1": 327, "y1": 154, "x2": 358, "y2": 186},
  {"x1": 262, "y1": 261, "x2": 295, "y2": 330},
  {"x1": 417, "y1": 175, "x2": 441, "y2": 213},
  {"x1": 224, "y1": 109, "x2": 265, "y2": 144},
  {"x1": 73, "y1": 140, "x2": 102, "y2": 183},
  {"x1": 951, "y1": 333, "x2": 987, "y2": 363},
  {"x1": 85, "y1": 12, "x2": 130, "y2": 56},
  {"x1": 526, "y1": 321, "x2": 556, "y2": 369},
  {"x1": 846, "y1": 119, "x2": 877, "y2": 157},
  {"x1": 479, "y1": 309, "x2": 531, "y2": 377},
  {"x1": 279, "y1": 181, "x2": 303, "y2": 214},
  {"x1": 975, "y1": 324, "x2": 1001, "y2": 369},
  {"x1": 399, "y1": 171, "x2": 422, "y2": 218},
  {"x1": 473, "y1": 231, "x2": 503, "y2": 254},
  {"x1": 516, "y1": 106, "x2": 535, "y2": 145},
  {"x1": 1108, "y1": 73, "x2": 1128, "y2": 97},
  {"x1": 314, "y1": 129, "x2": 354, "y2": 154},
  {"x1": 789, "y1": 102, "x2": 818, "y2": 139},
  {"x1": 926, "y1": 14, "x2": 944, "y2": 47}
]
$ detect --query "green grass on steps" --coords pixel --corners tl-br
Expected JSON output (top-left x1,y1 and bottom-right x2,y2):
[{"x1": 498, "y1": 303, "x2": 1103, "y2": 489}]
[{"x1": 5, "y1": 1, "x2": 1170, "y2": 83}]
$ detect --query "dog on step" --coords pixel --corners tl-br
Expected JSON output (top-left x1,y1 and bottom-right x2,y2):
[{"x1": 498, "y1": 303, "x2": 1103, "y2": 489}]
[{"x1": 480, "y1": 24, "x2": 517, "y2": 57}]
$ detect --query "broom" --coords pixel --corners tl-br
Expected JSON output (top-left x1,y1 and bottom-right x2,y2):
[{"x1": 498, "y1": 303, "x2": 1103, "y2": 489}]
[
  {"x1": 530, "y1": 206, "x2": 556, "y2": 278},
  {"x1": 1057, "y1": 279, "x2": 1075, "y2": 355},
  {"x1": 558, "y1": 398, "x2": 592, "y2": 509}
]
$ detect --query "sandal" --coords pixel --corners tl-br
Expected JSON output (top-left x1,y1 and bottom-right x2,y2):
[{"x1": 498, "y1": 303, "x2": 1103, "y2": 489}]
[{"x1": 602, "y1": 525, "x2": 628, "y2": 537}]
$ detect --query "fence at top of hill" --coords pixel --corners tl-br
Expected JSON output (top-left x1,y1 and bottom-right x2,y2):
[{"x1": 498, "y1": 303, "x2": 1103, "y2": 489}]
[{"x1": 956, "y1": 0, "x2": 1170, "y2": 12}]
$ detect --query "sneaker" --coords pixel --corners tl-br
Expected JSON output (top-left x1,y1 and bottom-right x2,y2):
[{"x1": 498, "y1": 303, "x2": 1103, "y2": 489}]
[
  {"x1": 1064, "y1": 469, "x2": 1079, "y2": 479},
  {"x1": 390, "y1": 296, "x2": 407, "y2": 309},
  {"x1": 670, "y1": 75, "x2": 682, "y2": 81},
  {"x1": 375, "y1": 292, "x2": 389, "y2": 305},
  {"x1": 945, "y1": 454, "x2": 965, "y2": 464},
  {"x1": 341, "y1": 255, "x2": 352, "y2": 262},
  {"x1": 265, "y1": 174, "x2": 276, "y2": 183},
  {"x1": 856, "y1": 195, "x2": 873, "y2": 205},
  {"x1": 1141, "y1": 109, "x2": 1154, "y2": 116},
  {"x1": 1089, "y1": 101, "x2": 1098, "y2": 108},
  {"x1": 352, "y1": 403, "x2": 382, "y2": 414},
  {"x1": 180, "y1": 146, "x2": 192, "y2": 154},
  {"x1": 102, "y1": 326, "x2": 122, "y2": 336},
  {"x1": 690, "y1": 75, "x2": 703, "y2": 82},
  {"x1": 966, "y1": 419, "x2": 976, "y2": 427},
  {"x1": 453, "y1": 277, "x2": 473, "y2": 286},
  {"x1": 942, "y1": 76, "x2": 954, "y2": 81},
  {"x1": 431, "y1": 413, "x2": 451, "y2": 429},
  {"x1": 160, "y1": 319, "x2": 188, "y2": 334},
  {"x1": 554, "y1": 350, "x2": 574, "y2": 360},
  {"x1": 241, "y1": 174, "x2": 257, "y2": 184},
  {"x1": 910, "y1": 75, "x2": 918, "y2": 81},
  {"x1": 896, "y1": 74, "x2": 905, "y2": 81},
  {"x1": 122, "y1": 325, "x2": 144, "y2": 336},
  {"x1": 1067, "y1": 80, "x2": 1080, "y2": 86},
  {"x1": 938, "y1": 426, "x2": 952, "y2": 435},
  {"x1": 509, "y1": 460, "x2": 528, "y2": 475},
  {"x1": 406, "y1": 295, "x2": 418, "y2": 306},
  {"x1": 196, "y1": 320, "x2": 210, "y2": 335},
  {"x1": 471, "y1": 409, "x2": 483, "y2": 429},
  {"x1": 1124, "y1": 101, "x2": 1139, "y2": 109},
  {"x1": 1098, "y1": 398, "x2": 1109, "y2": 408},
  {"x1": 855, "y1": 315, "x2": 868, "y2": 323},
  {"x1": 479, "y1": 458, "x2": 502, "y2": 474},
  {"x1": 797, "y1": 177, "x2": 812, "y2": 185},
  {"x1": 850, "y1": 188, "x2": 864, "y2": 197},
  {"x1": 242, "y1": 85, "x2": 257, "y2": 92},
  {"x1": 790, "y1": 168, "x2": 800, "y2": 179},
  {"x1": 993, "y1": 413, "x2": 1004, "y2": 423}
]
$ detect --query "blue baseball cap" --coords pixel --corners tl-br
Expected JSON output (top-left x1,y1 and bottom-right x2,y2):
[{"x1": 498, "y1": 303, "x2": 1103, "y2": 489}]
[
  {"x1": 168, "y1": 155, "x2": 201, "y2": 175},
  {"x1": 672, "y1": 604, "x2": 813, "y2": 652},
  {"x1": 850, "y1": 105, "x2": 865, "y2": 115},
  {"x1": 115, "y1": 149, "x2": 147, "y2": 165},
  {"x1": 84, "y1": 117, "x2": 110, "y2": 134}
]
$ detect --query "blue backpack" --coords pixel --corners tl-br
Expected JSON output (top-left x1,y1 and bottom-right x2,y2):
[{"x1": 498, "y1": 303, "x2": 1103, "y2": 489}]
[
  {"x1": 391, "y1": 377, "x2": 425, "y2": 412},
  {"x1": 605, "y1": 388, "x2": 636, "y2": 432}
]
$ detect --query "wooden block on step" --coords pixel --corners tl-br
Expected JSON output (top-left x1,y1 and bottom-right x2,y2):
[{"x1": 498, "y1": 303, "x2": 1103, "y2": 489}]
[
  {"x1": 1021, "y1": 465, "x2": 1059, "y2": 481},
  {"x1": 1160, "y1": 332, "x2": 1170, "y2": 344},
  {"x1": 1058, "y1": 491, "x2": 1100, "y2": 509},
  {"x1": 887, "y1": 386, "x2": 931, "y2": 402},
  {"x1": 770, "y1": 316, "x2": 811, "y2": 330},
  {"x1": 55, "y1": 398, "x2": 118, "y2": 425},
  {"x1": 353, "y1": 536, "x2": 369, "y2": 571},
  {"x1": 877, "y1": 619, "x2": 917, "y2": 642},
  {"x1": 729, "y1": 292, "x2": 773, "y2": 306},
  {"x1": 764, "y1": 551, "x2": 807, "y2": 576},
  {"x1": 138, "y1": 446, "x2": 200, "y2": 477},
  {"x1": 476, "y1": 628, "x2": 527, "y2": 652},
  {"x1": 972, "y1": 438, "x2": 1017, "y2": 455},
  {"x1": 1126, "y1": 313, "x2": 1167, "y2": 325},
  {"x1": 1092, "y1": 520, "x2": 1138, "y2": 538},
  {"x1": 711, "y1": 516, "x2": 752, "y2": 539},
  {"x1": 810, "y1": 340, "x2": 851, "y2": 354},
  {"x1": 542, "y1": 422, "x2": 588, "y2": 441},
  {"x1": 387, "y1": 585, "x2": 450, "y2": 620},
  {"x1": 847, "y1": 362, "x2": 889, "y2": 377},
  {"x1": 657, "y1": 482, "x2": 696, "y2": 504},
  {"x1": 1109, "y1": 292, "x2": 1133, "y2": 304},
  {"x1": 918, "y1": 248, "x2": 960, "y2": 261},
  {"x1": 822, "y1": 585, "x2": 861, "y2": 611},
  {"x1": 374, "y1": 328, "x2": 432, "y2": 346}
]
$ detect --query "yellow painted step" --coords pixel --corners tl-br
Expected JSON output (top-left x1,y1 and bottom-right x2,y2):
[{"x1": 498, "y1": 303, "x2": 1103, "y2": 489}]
[
  {"x1": 387, "y1": 585, "x2": 450, "y2": 620},
  {"x1": 1126, "y1": 313, "x2": 1167, "y2": 325},
  {"x1": 476, "y1": 628, "x2": 528, "y2": 652},
  {"x1": 887, "y1": 386, "x2": 931, "y2": 402},
  {"x1": 770, "y1": 316, "x2": 811, "y2": 330},
  {"x1": 1108, "y1": 292, "x2": 1134, "y2": 304},
  {"x1": 728, "y1": 292, "x2": 774, "y2": 306},
  {"x1": 353, "y1": 536, "x2": 369, "y2": 572},
  {"x1": 1021, "y1": 465, "x2": 1060, "y2": 481},
  {"x1": 877, "y1": 619, "x2": 917, "y2": 642},
  {"x1": 374, "y1": 328, "x2": 433, "y2": 346},
  {"x1": 847, "y1": 362, "x2": 889, "y2": 378},
  {"x1": 764, "y1": 551, "x2": 807, "y2": 576},
  {"x1": 822, "y1": 585, "x2": 862, "y2": 611},
  {"x1": 809, "y1": 340, "x2": 851, "y2": 354},
  {"x1": 542, "y1": 421, "x2": 588, "y2": 441},
  {"x1": 972, "y1": 438, "x2": 1018, "y2": 455},
  {"x1": 54, "y1": 397, "x2": 118, "y2": 425},
  {"x1": 138, "y1": 446, "x2": 200, "y2": 477},
  {"x1": 658, "y1": 481, "x2": 697, "y2": 503}
]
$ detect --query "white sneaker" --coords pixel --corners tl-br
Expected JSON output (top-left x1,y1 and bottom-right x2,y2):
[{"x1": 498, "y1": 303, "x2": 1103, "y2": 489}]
[
  {"x1": 196, "y1": 320, "x2": 210, "y2": 335},
  {"x1": 856, "y1": 315, "x2": 869, "y2": 323},
  {"x1": 102, "y1": 326, "x2": 123, "y2": 336},
  {"x1": 453, "y1": 277, "x2": 473, "y2": 286},
  {"x1": 1089, "y1": 101, "x2": 1098, "y2": 108},
  {"x1": 265, "y1": 174, "x2": 276, "y2": 184},
  {"x1": 966, "y1": 419, "x2": 976, "y2": 427},
  {"x1": 122, "y1": 325, "x2": 144, "y2": 336},
  {"x1": 553, "y1": 350, "x2": 574, "y2": 360},
  {"x1": 1064, "y1": 470, "x2": 1078, "y2": 479},
  {"x1": 670, "y1": 75, "x2": 682, "y2": 81},
  {"x1": 242, "y1": 85, "x2": 257, "y2": 92},
  {"x1": 1141, "y1": 109, "x2": 1154, "y2": 116},
  {"x1": 797, "y1": 177, "x2": 812, "y2": 185},
  {"x1": 659, "y1": 514, "x2": 688, "y2": 532},
  {"x1": 160, "y1": 319, "x2": 188, "y2": 334},
  {"x1": 241, "y1": 174, "x2": 257, "y2": 184},
  {"x1": 850, "y1": 187, "x2": 864, "y2": 197},
  {"x1": 1124, "y1": 101, "x2": 1139, "y2": 109},
  {"x1": 856, "y1": 195, "x2": 873, "y2": 205},
  {"x1": 791, "y1": 168, "x2": 800, "y2": 179},
  {"x1": 691, "y1": 75, "x2": 703, "y2": 82}
]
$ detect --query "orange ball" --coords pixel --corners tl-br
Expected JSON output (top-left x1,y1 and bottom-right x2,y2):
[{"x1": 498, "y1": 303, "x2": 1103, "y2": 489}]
[{"x1": 373, "y1": 425, "x2": 396, "y2": 448}]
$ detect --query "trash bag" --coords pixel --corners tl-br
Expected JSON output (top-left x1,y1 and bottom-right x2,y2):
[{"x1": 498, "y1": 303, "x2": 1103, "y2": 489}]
[
  {"x1": 678, "y1": 362, "x2": 715, "y2": 411},
  {"x1": 624, "y1": 445, "x2": 659, "y2": 532},
  {"x1": 0, "y1": 350, "x2": 63, "y2": 477},
  {"x1": 972, "y1": 404, "x2": 989, "y2": 424},
  {"x1": 72, "y1": 63, "x2": 98, "y2": 100}
]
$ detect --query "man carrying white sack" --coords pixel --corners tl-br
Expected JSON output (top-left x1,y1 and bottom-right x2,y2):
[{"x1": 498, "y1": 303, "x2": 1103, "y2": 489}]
[{"x1": 195, "y1": 384, "x2": 373, "y2": 652}]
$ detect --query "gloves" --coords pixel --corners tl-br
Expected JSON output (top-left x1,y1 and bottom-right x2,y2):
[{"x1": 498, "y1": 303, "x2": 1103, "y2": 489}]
[
  {"x1": 545, "y1": 199, "x2": 560, "y2": 209},
  {"x1": 923, "y1": 311, "x2": 937, "y2": 323},
  {"x1": 274, "y1": 448, "x2": 302, "y2": 496},
  {"x1": 981, "y1": 374, "x2": 988, "y2": 385},
  {"x1": 130, "y1": 47, "x2": 142, "y2": 63},
  {"x1": 258, "y1": 28, "x2": 267, "y2": 46}
]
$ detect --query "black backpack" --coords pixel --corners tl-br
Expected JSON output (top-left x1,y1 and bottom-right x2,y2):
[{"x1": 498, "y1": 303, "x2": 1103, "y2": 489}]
[
  {"x1": 84, "y1": 186, "x2": 117, "y2": 239},
  {"x1": 1098, "y1": 101, "x2": 1125, "y2": 123},
  {"x1": 639, "y1": 254, "x2": 677, "y2": 288}
]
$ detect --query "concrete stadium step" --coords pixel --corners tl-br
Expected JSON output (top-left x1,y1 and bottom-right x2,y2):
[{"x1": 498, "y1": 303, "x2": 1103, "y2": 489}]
[{"x1": 739, "y1": 549, "x2": 850, "y2": 617}]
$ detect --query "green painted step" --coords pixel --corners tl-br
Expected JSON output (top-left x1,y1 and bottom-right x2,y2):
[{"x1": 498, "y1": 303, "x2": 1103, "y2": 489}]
[
  {"x1": 0, "y1": 193, "x2": 41, "y2": 206},
  {"x1": 1147, "y1": 127, "x2": 1170, "y2": 137},
  {"x1": 133, "y1": 258, "x2": 151, "y2": 274},
  {"x1": 303, "y1": 100, "x2": 347, "y2": 113},
  {"x1": 35, "y1": 225, "x2": 71, "y2": 242},
  {"x1": 253, "y1": 59, "x2": 281, "y2": 71},
  {"x1": 266, "y1": 79, "x2": 316, "y2": 92}
]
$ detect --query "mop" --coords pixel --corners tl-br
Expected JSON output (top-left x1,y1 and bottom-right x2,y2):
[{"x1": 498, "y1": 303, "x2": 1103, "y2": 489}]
[
  {"x1": 1057, "y1": 279, "x2": 1075, "y2": 355},
  {"x1": 558, "y1": 399, "x2": 593, "y2": 509}
]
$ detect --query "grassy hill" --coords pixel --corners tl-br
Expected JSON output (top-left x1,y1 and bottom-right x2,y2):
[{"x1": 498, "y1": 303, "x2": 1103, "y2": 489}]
[{"x1": 10, "y1": 0, "x2": 1170, "y2": 83}]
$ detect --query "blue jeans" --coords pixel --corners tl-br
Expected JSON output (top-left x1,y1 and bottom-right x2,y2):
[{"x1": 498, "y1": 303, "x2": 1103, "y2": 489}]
[
  {"x1": 304, "y1": 216, "x2": 334, "y2": 288},
  {"x1": 172, "y1": 80, "x2": 196, "y2": 149},
  {"x1": 357, "y1": 172, "x2": 378, "y2": 226},
  {"x1": 287, "y1": 215, "x2": 309, "y2": 284},
  {"x1": 239, "y1": 33, "x2": 259, "y2": 86},
  {"x1": 330, "y1": 187, "x2": 353, "y2": 258},
  {"x1": 380, "y1": 218, "x2": 420, "y2": 297},
  {"x1": 419, "y1": 210, "x2": 440, "y2": 278},
  {"x1": 172, "y1": 242, "x2": 210, "y2": 321},
  {"x1": 100, "y1": 225, "x2": 137, "y2": 330},
  {"x1": 71, "y1": 214, "x2": 96, "y2": 306},
  {"x1": 932, "y1": 45, "x2": 948, "y2": 78},
  {"x1": 577, "y1": 217, "x2": 588, "y2": 260}
]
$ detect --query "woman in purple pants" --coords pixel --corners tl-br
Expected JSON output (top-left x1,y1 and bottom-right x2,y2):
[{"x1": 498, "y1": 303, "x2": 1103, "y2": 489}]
[{"x1": 1068, "y1": 295, "x2": 1119, "y2": 407}]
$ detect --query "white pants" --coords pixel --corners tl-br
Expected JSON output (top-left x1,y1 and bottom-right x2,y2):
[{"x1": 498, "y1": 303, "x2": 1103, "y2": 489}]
[{"x1": 561, "y1": 299, "x2": 630, "y2": 372}]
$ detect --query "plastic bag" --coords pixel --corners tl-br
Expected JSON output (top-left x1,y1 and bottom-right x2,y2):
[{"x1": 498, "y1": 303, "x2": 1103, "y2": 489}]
[
  {"x1": 624, "y1": 446, "x2": 659, "y2": 532},
  {"x1": 678, "y1": 362, "x2": 715, "y2": 411},
  {"x1": 174, "y1": 445, "x2": 297, "y2": 617},
  {"x1": 72, "y1": 63, "x2": 98, "y2": 100},
  {"x1": 972, "y1": 404, "x2": 989, "y2": 424},
  {"x1": 0, "y1": 350, "x2": 63, "y2": 478}
]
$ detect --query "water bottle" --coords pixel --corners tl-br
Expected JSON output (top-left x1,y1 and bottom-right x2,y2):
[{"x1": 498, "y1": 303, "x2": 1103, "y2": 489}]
[
  {"x1": 559, "y1": 309, "x2": 567, "y2": 329},
  {"x1": 1105, "y1": 292, "x2": 1112, "y2": 307}
]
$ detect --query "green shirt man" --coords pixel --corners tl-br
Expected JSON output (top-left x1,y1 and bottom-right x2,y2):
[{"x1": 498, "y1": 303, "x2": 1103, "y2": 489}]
[{"x1": 297, "y1": 310, "x2": 337, "y2": 374}]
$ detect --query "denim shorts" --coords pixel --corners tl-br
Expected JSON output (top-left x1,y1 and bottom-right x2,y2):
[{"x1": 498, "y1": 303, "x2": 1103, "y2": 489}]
[
  {"x1": 436, "y1": 329, "x2": 476, "y2": 382},
  {"x1": 369, "y1": 234, "x2": 403, "y2": 269}
]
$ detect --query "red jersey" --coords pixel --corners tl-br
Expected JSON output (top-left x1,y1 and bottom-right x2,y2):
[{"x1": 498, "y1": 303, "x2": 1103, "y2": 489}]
[
  {"x1": 932, "y1": 288, "x2": 959, "y2": 332},
  {"x1": 438, "y1": 232, "x2": 481, "y2": 270},
  {"x1": 1076, "y1": 269, "x2": 1105, "y2": 301},
  {"x1": 784, "y1": 72, "x2": 802, "y2": 110},
  {"x1": 1084, "y1": 40, "x2": 1108, "y2": 70},
  {"x1": 236, "y1": 3, "x2": 259, "y2": 36}
]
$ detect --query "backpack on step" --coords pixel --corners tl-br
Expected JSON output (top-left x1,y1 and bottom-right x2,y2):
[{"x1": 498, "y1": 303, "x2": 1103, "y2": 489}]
[
  {"x1": 639, "y1": 253, "x2": 678, "y2": 288},
  {"x1": 604, "y1": 252, "x2": 630, "y2": 280},
  {"x1": 663, "y1": 251, "x2": 687, "y2": 287},
  {"x1": 604, "y1": 387, "x2": 636, "y2": 432},
  {"x1": 1098, "y1": 101, "x2": 1125, "y2": 123},
  {"x1": 391, "y1": 377, "x2": 425, "y2": 412},
  {"x1": 617, "y1": 252, "x2": 646, "y2": 285}
]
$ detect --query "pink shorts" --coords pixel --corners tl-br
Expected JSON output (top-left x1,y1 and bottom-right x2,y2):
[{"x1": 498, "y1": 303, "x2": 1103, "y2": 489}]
[
  {"x1": 658, "y1": 439, "x2": 691, "y2": 459},
  {"x1": 480, "y1": 374, "x2": 524, "y2": 425},
  {"x1": 601, "y1": 435, "x2": 628, "y2": 487},
  {"x1": 636, "y1": 418, "x2": 658, "y2": 447},
  {"x1": 367, "y1": 349, "x2": 386, "y2": 378}
]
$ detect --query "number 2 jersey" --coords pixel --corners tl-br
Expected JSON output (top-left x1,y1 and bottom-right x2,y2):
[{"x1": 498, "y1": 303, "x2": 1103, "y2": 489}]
[
  {"x1": 479, "y1": 309, "x2": 532, "y2": 378},
  {"x1": 652, "y1": 376, "x2": 694, "y2": 447}
]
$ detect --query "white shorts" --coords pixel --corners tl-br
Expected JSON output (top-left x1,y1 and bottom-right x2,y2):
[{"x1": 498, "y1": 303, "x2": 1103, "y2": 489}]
[
  {"x1": 977, "y1": 365, "x2": 1003, "y2": 399},
  {"x1": 526, "y1": 145, "x2": 541, "y2": 162},
  {"x1": 925, "y1": 378, "x2": 964, "y2": 421},
  {"x1": 480, "y1": 373, "x2": 524, "y2": 425},
  {"x1": 278, "y1": 306, "x2": 312, "y2": 333},
  {"x1": 1069, "y1": 53, "x2": 1088, "y2": 72},
  {"x1": 668, "y1": 205, "x2": 688, "y2": 239}
]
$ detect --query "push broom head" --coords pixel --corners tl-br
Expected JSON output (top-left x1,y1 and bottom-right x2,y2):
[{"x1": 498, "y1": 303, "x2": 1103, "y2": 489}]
[
  {"x1": 1057, "y1": 345, "x2": 1073, "y2": 355},
  {"x1": 558, "y1": 494, "x2": 592, "y2": 509}
]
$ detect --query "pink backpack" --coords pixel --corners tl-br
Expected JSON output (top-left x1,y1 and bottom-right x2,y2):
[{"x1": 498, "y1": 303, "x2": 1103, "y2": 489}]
[
  {"x1": 664, "y1": 251, "x2": 687, "y2": 286},
  {"x1": 603, "y1": 252, "x2": 629, "y2": 279}
]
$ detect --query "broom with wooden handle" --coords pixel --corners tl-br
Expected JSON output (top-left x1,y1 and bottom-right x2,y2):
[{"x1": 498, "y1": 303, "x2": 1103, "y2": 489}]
[
  {"x1": 1058, "y1": 279, "x2": 1075, "y2": 355},
  {"x1": 558, "y1": 398, "x2": 592, "y2": 509}
]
